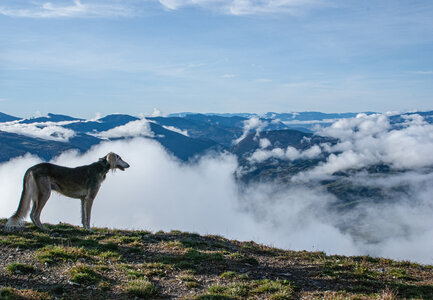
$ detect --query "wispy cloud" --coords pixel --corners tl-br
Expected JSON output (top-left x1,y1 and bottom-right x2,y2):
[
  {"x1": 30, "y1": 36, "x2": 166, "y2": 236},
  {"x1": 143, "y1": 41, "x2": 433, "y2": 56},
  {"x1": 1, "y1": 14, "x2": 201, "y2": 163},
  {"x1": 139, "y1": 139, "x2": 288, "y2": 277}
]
[
  {"x1": 0, "y1": 0, "x2": 132, "y2": 18},
  {"x1": 410, "y1": 70, "x2": 433, "y2": 75},
  {"x1": 158, "y1": 0, "x2": 324, "y2": 15},
  {"x1": 254, "y1": 78, "x2": 272, "y2": 83},
  {"x1": 222, "y1": 74, "x2": 236, "y2": 78}
]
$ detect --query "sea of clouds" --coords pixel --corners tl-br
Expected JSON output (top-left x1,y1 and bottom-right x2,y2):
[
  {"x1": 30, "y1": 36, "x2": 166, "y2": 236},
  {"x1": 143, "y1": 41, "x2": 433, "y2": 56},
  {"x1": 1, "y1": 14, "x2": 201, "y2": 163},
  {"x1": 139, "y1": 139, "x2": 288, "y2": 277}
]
[{"x1": 1, "y1": 113, "x2": 433, "y2": 264}]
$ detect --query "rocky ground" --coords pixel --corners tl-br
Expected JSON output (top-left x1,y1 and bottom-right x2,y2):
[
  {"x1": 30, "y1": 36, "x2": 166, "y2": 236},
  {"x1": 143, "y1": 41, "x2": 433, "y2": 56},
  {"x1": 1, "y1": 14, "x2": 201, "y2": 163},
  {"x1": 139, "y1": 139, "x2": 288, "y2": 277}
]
[{"x1": 0, "y1": 219, "x2": 432, "y2": 299}]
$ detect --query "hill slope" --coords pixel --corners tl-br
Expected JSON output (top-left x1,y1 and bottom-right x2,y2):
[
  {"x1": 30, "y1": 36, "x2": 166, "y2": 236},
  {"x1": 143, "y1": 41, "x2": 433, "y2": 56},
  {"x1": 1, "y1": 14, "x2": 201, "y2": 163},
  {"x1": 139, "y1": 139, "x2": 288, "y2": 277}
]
[{"x1": 1, "y1": 220, "x2": 432, "y2": 299}]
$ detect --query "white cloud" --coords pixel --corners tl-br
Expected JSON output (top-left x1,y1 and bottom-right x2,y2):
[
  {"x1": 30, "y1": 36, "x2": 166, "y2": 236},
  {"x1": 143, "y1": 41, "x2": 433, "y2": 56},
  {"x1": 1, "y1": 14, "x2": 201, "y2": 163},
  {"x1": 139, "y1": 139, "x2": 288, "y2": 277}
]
[
  {"x1": 308, "y1": 113, "x2": 433, "y2": 176},
  {"x1": 0, "y1": 120, "x2": 76, "y2": 142},
  {"x1": 254, "y1": 78, "x2": 272, "y2": 83},
  {"x1": 250, "y1": 144, "x2": 322, "y2": 162},
  {"x1": 158, "y1": 0, "x2": 324, "y2": 15},
  {"x1": 162, "y1": 125, "x2": 189, "y2": 136},
  {"x1": 93, "y1": 119, "x2": 154, "y2": 139},
  {"x1": 3, "y1": 137, "x2": 433, "y2": 263},
  {"x1": 234, "y1": 117, "x2": 267, "y2": 144},
  {"x1": 151, "y1": 108, "x2": 165, "y2": 117},
  {"x1": 0, "y1": 0, "x2": 132, "y2": 18},
  {"x1": 259, "y1": 138, "x2": 271, "y2": 149},
  {"x1": 222, "y1": 74, "x2": 236, "y2": 78},
  {"x1": 0, "y1": 138, "x2": 358, "y2": 257},
  {"x1": 410, "y1": 70, "x2": 433, "y2": 75}
]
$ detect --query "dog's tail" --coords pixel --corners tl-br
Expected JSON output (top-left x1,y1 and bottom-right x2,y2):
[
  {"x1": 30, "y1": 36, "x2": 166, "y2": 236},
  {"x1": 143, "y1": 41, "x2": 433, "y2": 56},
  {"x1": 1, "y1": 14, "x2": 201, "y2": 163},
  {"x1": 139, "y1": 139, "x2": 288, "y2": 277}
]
[{"x1": 5, "y1": 170, "x2": 36, "y2": 230}]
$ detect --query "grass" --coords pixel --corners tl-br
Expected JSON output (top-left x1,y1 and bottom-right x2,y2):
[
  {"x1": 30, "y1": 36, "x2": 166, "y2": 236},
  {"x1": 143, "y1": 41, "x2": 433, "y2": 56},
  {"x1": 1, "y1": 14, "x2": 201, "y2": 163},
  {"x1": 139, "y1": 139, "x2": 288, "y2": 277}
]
[
  {"x1": 158, "y1": 248, "x2": 226, "y2": 271},
  {"x1": 36, "y1": 245, "x2": 90, "y2": 264},
  {"x1": 69, "y1": 265, "x2": 103, "y2": 286},
  {"x1": 220, "y1": 271, "x2": 237, "y2": 279},
  {"x1": 7, "y1": 263, "x2": 35, "y2": 275},
  {"x1": 125, "y1": 279, "x2": 158, "y2": 298},
  {"x1": 0, "y1": 287, "x2": 51, "y2": 300},
  {"x1": 1, "y1": 220, "x2": 433, "y2": 299},
  {"x1": 204, "y1": 279, "x2": 295, "y2": 299}
]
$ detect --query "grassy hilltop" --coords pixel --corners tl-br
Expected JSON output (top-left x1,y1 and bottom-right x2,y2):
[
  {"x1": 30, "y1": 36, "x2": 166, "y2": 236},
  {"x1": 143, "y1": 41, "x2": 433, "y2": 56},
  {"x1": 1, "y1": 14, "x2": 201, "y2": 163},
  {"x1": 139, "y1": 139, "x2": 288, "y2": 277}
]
[{"x1": 0, "y1": 219, "x2": 432, "y2": 299}]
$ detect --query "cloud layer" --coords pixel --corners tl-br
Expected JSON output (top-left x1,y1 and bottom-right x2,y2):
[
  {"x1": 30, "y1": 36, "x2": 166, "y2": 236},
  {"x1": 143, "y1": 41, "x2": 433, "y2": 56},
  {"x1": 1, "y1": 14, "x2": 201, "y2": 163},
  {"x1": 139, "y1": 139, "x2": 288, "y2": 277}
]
[
  {"x1": 158, "y1": 0, "x2": 323, "y2": 15},
  {"x1": 0, "y1": 0, "x2": 325, "y2": 18},
  {"x1": 2, "y1": 113, "x2": 433, "y2": 264},
  {"x1": 0, "y1": 121, "x2": 76, "y2": 142},
  {"x1": 1, "y1": 131, "x2": 433, "y2": 264},
  {"x1": 0, "y1": 0, "x2": 132, "y2": 18}
]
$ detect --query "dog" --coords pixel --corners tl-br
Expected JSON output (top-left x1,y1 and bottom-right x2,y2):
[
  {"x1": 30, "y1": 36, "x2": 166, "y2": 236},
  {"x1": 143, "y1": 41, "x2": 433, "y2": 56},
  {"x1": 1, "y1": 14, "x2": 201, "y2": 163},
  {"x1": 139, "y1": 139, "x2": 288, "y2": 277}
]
[{"x1": 5, "y1": 152, "x2": 130, "y2": 231}]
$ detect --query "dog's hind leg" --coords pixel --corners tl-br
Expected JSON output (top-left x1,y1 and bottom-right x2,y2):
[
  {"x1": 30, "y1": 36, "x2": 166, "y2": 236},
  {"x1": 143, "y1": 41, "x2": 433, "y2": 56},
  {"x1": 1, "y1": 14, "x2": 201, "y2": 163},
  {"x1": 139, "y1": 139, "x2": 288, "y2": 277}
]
[
  {"x1": 30, "y1": 177, "x2": 51, "y2": 230},
  {"x1": 5, "y1": 170, "x2": 36, "y2": 231}
]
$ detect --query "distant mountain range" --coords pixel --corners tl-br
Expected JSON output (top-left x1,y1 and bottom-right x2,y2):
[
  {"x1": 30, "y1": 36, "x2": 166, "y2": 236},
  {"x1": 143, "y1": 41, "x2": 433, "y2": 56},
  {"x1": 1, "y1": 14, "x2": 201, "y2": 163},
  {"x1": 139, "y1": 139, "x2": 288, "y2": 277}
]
[
  {"x1": 1, "y1": 110, "x2": 432, "y2": 163},
  {"x1": 1, "y1": 110, "x2": 433, "y2": 209}
]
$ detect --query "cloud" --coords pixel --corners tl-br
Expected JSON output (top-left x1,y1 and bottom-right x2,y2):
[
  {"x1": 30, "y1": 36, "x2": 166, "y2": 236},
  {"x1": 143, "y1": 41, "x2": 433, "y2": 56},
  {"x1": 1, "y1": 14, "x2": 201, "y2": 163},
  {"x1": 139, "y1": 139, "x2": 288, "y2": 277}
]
[
  {"x1": 0, "y1": 120, "x2": 76, "y2": 142},
  {"x1": 306, "y1": 113, "x2": 433, "y2": 176},
  {"x1": 162, "y1": 125, "x2": 189, "y2": 136},
  {"x1": 259, "y1": 138, "x2": 271, "y2": 149},
  {"x1": 222, "y1": 74, "x2": 236, "y2": 78},
  {"x1": 410, "y1": 70, "x2": 433, "y2": 75},
  {"x1": 2, "y1": 136, "x2": 433, "y2": 264},
  {"x1": 254, "y1": 78, "x2": 272, "y2": 83},
  {"x1": 0, "y1": 138, "x2": 358, "y2": 256},
  {"x1": 151, "y1": 108, "x2": 165, "y2": 117},
  {"x1": 0, "y1": 0, "x2": 132, "y2": 18},
  {"x1": 234, "y1": 117, "x2": 267, "y2": 144},
  {"x1": 158, "y1": 0, "x2": 324, "y2": 15},
  {"x1": 93, "y1": 119, "x2": 154, "y2": 139},
  {"x1": 249, "y1": 144, "x2": 322, "y2": 163}
]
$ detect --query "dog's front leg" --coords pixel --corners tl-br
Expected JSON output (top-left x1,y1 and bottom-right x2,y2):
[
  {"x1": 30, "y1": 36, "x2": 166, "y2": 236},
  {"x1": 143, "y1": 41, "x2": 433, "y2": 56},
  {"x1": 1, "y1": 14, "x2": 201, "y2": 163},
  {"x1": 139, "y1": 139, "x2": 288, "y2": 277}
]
[
  {"x1": 82, "y1": 189, "x2": 98, "y2": 231},
  {"x1": 80, "y1": 197, "x2": 87, "y2": 230},
  {"x1": 81, "y1": 197, "x2": 95, "y2": 231}
]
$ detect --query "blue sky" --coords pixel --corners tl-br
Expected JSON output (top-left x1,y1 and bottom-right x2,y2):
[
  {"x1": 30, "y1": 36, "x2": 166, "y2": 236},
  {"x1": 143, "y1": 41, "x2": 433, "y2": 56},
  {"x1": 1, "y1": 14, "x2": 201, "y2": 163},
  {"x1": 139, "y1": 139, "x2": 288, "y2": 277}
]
[{"x1": 1, "y1": 0, "x2": 433, "y2": 118}]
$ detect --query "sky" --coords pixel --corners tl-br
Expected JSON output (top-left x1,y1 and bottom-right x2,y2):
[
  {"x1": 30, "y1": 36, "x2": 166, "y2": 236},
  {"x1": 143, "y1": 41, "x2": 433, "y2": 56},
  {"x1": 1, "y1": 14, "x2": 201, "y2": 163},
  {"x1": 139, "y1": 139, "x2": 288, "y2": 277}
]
[{"x1": 1, "y1": 0, "x2": 433, "y2": 118}]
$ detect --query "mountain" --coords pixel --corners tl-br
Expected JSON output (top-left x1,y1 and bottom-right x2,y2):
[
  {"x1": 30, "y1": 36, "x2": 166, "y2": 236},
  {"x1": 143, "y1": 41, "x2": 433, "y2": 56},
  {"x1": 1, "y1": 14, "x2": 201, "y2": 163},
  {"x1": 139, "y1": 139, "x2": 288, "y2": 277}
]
[
  {"x1": 149, "y1": 116, "x2": 243, "y2": 147},
  {"x1": 263, "y1": 111, "x2": 361, "y2": 121},
  {"x1": 0, "y1": 131, "x2": 78, "y2": 162},
  {"x1": 64, "y1": 114, "x2": 140, "y2": 133},
  {"x1": 0, "y1": 113, "x2": 226, "y2": 162},
  {"x1": 149, "y1": 122, "x2": 224, "y2": 161},
  {"x1": 19, "y1": 113, "x2": 83, "y2": 124},
  {"x1": 0, "y1": 112, "x2": 20, "y2": 122},
  {"x1": 0, "y1": 220, "x2": 431, "y2": 299},
  {"x1": 2, "y1": 110, "x2": 431, "y2": 168}
]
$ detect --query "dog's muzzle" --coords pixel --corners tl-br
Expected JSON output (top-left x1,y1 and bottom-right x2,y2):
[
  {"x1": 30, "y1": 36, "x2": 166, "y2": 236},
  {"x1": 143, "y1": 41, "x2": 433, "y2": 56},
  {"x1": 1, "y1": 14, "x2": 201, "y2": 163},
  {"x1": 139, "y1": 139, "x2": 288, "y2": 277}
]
[{"x1": 118, "y1": 162, "x2": 130, "y2": 171}]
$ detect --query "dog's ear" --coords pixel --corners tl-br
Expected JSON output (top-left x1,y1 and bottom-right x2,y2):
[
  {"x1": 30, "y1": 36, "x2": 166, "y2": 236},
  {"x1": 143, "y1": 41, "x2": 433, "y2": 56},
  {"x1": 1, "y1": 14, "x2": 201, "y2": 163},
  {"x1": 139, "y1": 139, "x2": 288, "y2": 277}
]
[{"x1": 105, "y1": 152, "x2": 117, "y2": 169}]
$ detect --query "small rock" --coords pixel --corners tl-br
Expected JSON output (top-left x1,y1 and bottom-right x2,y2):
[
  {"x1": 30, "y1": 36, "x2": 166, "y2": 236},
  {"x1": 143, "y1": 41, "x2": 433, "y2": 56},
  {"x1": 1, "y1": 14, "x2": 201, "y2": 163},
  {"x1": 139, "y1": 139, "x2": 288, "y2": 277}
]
[{"x1": 68, "y1": 280, "x2": 80, "y2": 286}]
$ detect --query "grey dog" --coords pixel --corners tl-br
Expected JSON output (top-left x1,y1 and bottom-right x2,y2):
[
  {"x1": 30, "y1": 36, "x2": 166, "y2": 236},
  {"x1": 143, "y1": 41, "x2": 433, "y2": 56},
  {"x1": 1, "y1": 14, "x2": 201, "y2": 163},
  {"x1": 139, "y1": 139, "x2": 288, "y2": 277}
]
[{"x1": 5, "y1": 152, "x2": 130, "y2": 231}]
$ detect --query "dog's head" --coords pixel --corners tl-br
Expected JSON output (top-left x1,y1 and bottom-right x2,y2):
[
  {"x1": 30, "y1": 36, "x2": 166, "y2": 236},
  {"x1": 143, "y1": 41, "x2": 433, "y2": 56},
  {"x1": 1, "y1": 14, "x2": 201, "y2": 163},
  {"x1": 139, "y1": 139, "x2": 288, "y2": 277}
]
[{"x1": 104, "y1": 152, "x2": 130, "y2": 171}]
